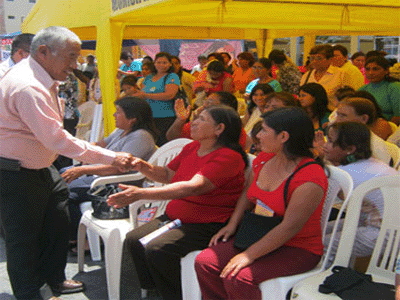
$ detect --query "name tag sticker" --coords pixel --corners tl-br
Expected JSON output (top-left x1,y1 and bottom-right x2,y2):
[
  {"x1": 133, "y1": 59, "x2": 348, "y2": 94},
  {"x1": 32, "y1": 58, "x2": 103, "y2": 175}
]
[{"x1": 254, "y1": 199, "x2": 275, "y2": 217}]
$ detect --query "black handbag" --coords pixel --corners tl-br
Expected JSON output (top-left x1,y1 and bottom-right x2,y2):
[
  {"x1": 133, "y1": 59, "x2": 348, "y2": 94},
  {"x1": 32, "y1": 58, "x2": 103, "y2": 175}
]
[
  {"x1": 163, "y1": 73, "x2": 189, "y2": 107},
  {"x1": 234, "y1": 161, "x2": 319, "y2": 250},
  {"x1": 319, "y1": 266, "x2": 395, "y2": 300},
  {"x1": 87, "y1": 184, "x2": 129, "y2": 220}
]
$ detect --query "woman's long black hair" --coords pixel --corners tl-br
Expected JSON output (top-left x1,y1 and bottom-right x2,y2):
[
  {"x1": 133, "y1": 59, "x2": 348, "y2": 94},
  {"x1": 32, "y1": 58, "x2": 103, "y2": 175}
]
[
  {"x1": 205, "y1": 105, "x2": 248, "y2": 168},
  {"x1": 247, "y1": 83, "x2": 274, "y2": 115},
  {"x1": 327, "y1": 122, "x2": 372, "y2": 165},
  {"x1": 114, "y1": 96, "x2": 158, "y2": 142},
  {"x1": 299, "y1": 83, "x2": 329, "y2": 120},
  {"x1": 261, "y1": 107, "x2": 315, "y2": 160}
]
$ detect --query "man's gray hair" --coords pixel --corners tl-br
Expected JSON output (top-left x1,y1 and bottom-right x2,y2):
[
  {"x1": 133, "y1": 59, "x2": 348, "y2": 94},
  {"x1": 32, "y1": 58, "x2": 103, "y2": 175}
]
[{"x1": 31, "y1": 26, "x2": 81, "y2": 56}]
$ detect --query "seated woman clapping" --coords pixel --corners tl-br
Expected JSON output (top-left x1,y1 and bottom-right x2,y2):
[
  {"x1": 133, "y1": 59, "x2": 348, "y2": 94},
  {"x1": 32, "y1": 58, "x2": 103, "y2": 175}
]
[
  {"x1": 194, "y1": 107, "x2": 328, "y2": 300},
  {"x1": 107, "y1": 105, "x2": 248, "y2": 300},
  {"x1": 62, "y1": 97, "x2": 157, "y2": 247}
]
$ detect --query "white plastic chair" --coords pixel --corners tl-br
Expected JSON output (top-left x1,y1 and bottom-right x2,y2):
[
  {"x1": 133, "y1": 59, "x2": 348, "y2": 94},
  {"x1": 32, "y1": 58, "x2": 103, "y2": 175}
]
[
  {"x1": 180, "y1": 165, "x2": 354, "y2": 300},
  {"x1": 386, "y1": 141, "x2": 400, "y2": 170},
  {"x1": 76, "y1": 102, "x2": 105, "y2": 261},
  {"x1": 89, "y1": 103, "x2": 104, "y2": 143},
  {"x1": 77, "y1": 138, "x2": 192, "y2": 300},
  {"x1": 259, "y1": 166, "x2": 354, "y2": 299},
  {"x1": 75, "y1": 100, "x2": 97, "y2": 141},
  {"x1": 290, "y1": 174, "x2": 400, "y2": 300}
]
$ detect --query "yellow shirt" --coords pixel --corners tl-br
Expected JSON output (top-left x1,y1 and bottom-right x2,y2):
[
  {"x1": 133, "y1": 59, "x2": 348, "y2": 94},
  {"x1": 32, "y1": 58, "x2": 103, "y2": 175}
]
[
  {"x1": 181, "y1": 71, "x2": 195, "y2": 105},
  {"x1": 341, "y1": 61, "x2": 365, "y2": 90}
]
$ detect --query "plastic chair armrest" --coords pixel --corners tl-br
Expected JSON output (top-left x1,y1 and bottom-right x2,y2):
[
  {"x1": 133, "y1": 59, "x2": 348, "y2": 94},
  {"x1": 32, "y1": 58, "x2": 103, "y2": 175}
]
[{"x1": 90, "y1": 172, "x2": 146, "y2": 189}]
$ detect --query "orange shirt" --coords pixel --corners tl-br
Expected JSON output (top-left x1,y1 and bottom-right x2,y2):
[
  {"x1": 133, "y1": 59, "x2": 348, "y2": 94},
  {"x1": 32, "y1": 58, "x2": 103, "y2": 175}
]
[{"x1": 233, "y1": 67, "x2": 255, "y2": 93}]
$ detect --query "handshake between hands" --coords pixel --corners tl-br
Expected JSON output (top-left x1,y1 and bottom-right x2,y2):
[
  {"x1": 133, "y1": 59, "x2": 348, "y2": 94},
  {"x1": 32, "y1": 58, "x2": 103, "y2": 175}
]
[
  {"x1": 108, "y1": 153, "x2": 149, "y2": 208},
  {"x1": 112, "y1": 152, "x2": 143, "y2": 172}
]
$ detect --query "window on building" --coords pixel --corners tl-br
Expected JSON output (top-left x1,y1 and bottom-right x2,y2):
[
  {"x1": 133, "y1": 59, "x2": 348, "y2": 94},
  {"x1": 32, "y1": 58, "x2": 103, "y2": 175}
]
[
  {"x1": 8, "y1": 16, "x2": 15, "y2": 19},
  {"x1": 29, "y1": 0, "x2": 36, "y2": 3},
  {"x1": 6, "y1": 0, "x2": 14, "y2": 2},
  {"x1": 21, "y1": 16, "x2": 25, "y2": 23}
]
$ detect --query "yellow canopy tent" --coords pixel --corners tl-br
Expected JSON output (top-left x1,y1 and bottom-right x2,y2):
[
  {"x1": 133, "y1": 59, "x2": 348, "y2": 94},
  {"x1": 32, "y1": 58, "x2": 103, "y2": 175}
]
[{"x1": 22, "y1": 0, "x2": 400, "y2": 135}]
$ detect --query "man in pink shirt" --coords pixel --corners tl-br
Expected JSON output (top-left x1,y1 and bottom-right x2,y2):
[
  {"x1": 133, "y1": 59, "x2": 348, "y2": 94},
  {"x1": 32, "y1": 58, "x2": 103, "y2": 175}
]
[{"x1": 0, "y1": 26, "x2": 133, "y2": 299}]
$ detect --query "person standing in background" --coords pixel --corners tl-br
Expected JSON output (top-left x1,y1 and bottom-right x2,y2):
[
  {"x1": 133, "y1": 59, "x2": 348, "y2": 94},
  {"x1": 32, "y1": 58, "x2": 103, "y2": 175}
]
[
  {"x1": 191, "y1": 55, "x2": 207, "y2": 78},
  {"x1": 232, "y1": 52, "x2": 255, "y2": 95},
  {"x1": 0, "y1": 33, "x2": 34, "y2": 78},
  {"x1": 359, "y1": 55, "x2": 400, "y2": 125},
  {"x1": 300, "y1": 45, "x2": 352, "y2": 111},
  {"x1": 134, "y1": 52, "x2": 180, "y2": 146},
  {"x1": 351, "y1": 51, "x2": 368, "y2": 84},
  {"x1": 332, "y1": 45, "x2": 365, "y2": 90},
  {"x1": 171, "y1": 55, "x2": 195, "y2": 105},
  {"x1": 118, "y1": 51, "x2": 141, "y2": 77},
  {"x1": 269, "y1": 49, "x2": 302, "y2": 95},
  {"x1": 81, "y1": 54, "x2": 96, "y2": 79}
]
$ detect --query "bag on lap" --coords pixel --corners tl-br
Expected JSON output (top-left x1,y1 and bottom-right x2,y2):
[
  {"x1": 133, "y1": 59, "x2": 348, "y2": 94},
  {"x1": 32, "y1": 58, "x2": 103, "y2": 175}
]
[{"x1": 234, "y1": 161, "x2": 319, "y2": 250}]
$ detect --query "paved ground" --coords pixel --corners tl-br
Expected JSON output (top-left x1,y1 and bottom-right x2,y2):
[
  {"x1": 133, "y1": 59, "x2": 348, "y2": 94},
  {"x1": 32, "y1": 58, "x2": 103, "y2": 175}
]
[{"x1": 0, "y1": 237, "x2": 162, "y2": 300}]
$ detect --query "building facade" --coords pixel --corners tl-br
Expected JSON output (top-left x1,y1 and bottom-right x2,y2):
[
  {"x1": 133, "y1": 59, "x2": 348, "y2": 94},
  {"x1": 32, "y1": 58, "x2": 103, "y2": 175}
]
[{"x1": 2, "y1": 0, "x2": 35, "y2": 34}]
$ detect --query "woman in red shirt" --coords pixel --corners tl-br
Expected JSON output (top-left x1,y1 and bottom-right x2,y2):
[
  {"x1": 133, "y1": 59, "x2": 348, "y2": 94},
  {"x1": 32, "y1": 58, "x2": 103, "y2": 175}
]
[
  {"x1": 193, "y1": 60, "x2": 233, "y2": 96},
  {"x1": 107, "y1": 106, "x2": 247, "y2": 300},
  {"x1": 195, "y1": 107, "x2": 328, "y2": 300}
]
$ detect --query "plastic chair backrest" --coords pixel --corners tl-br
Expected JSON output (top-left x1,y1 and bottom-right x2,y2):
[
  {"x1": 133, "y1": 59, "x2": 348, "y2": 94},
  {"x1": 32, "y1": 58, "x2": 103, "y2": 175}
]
[
  {"x1": 89, "y1": 104, "x2": 103, "y2": 143},
  {"x1": 76, "y1": 100, "x2": 97, "y2": 140},
  {"x1": 366, "y1": 175, "x2": 400, "y2": 283},
  {"x1": 129, "y1": 138, "x2": 193, "y2": 226},
  {"x1": 318, "y1": 166, "x2": 353, "y2": 270},
  {"x1": 332, "y1": 175, "x2": 400, "y2": 285},
  {"x1": 321, "y1": 166, "x2": 353, "y2": 240},
  {"x1": 145, "y1": 138, "x2": 193, "y2": 188},
  {"x1": 386, "y1": 141, "x2": 400, "y2": 170}
]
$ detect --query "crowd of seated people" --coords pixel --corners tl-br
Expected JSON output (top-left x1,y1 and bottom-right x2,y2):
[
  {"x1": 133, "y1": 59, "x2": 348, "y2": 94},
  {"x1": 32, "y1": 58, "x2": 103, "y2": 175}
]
[
  {"x1": 57, "y1": 47, "x2": 400, "y2": 300},
  {"x1": 108, "y1": 105, "x2": 248, "y2": 300},
  {"x1": 195, "y1": 107, "x2": 328, "y2": 299}
]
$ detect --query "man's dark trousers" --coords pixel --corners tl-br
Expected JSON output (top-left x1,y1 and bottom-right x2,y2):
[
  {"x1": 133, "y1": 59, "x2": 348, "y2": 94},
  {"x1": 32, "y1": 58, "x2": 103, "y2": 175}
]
[{"x1": 0, "y1": 165, "x2": 70, "y2": 299}]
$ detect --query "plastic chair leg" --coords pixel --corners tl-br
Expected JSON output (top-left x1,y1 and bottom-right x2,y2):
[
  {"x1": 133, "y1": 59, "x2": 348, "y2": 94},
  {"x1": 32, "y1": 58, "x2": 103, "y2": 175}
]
[
  {"x1": 77, "y1": 221, "x2": 87, "y2": 272},
  {"x1": 87, "y1": 228, "x2": 102, "y2": 261},
  {"x1": 104, "y1": 231, "x2": 123, "y2": 300},
  {"x1": 181, "y1": 250, "x2": 202, "y2": 300},
  {"x1": 79, "y1": 201, "x2": 102, "y2": 261}
]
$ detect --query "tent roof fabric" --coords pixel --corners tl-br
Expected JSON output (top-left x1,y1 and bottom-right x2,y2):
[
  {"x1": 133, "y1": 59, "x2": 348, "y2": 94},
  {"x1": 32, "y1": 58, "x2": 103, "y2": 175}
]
[
  {"x1": 23, "y1": 0, "x2": 400, "y2": 38},
  {"x1": 110, "y1": 0, "x2": 400, "y2": 36}
]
